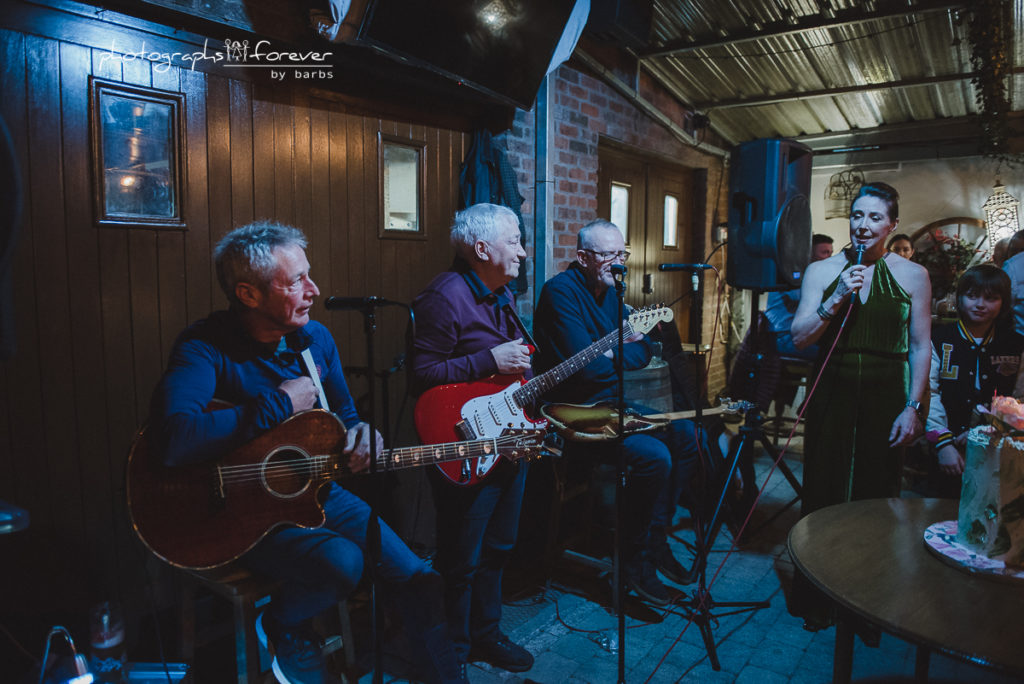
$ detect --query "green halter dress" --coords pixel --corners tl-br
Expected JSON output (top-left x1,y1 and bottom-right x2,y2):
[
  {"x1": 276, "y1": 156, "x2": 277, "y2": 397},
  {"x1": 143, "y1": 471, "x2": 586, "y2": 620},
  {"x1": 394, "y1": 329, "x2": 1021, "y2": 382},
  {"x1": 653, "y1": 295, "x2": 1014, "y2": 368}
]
[
  {"x1": 802, "y1": 253, "x2": 911, "y2": 514},
  {"x1": 793, "y1": 253, "x2": 912, "y2": 627}
]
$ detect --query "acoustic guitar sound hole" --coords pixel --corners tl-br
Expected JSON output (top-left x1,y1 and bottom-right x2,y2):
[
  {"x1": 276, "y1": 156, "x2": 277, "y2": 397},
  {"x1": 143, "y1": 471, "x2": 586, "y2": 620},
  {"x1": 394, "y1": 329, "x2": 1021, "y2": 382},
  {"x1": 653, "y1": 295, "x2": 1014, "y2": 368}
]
[{"x1": 261, "y1": 446, "x2": 312, "y2": 499}]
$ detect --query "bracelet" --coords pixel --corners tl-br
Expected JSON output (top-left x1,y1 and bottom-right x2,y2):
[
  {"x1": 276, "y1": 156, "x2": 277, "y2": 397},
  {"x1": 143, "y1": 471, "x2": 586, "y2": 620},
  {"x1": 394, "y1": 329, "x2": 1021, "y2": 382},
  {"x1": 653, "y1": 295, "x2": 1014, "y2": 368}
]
[{"x1": 816, "y1": 303, "x2": 833, "y2": 321}]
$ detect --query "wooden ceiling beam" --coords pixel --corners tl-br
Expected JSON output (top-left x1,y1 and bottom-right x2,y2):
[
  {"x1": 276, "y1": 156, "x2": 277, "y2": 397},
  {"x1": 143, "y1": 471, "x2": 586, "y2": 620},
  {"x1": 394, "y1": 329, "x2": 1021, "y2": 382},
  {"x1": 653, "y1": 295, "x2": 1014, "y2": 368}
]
[{"x1": 640, "y1": 1, "x2": 964, "y2": 59}]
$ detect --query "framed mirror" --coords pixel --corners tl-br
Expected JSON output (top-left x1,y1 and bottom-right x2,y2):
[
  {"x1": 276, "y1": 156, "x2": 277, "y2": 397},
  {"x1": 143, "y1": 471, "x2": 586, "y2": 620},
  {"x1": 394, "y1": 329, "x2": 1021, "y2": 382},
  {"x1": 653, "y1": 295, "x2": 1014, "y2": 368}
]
[
  {"x1": 90, "y1": 78, "x2": 186, "y2": 229},
  {"x1": 379, "y1": 133, "x2": 426, "y2": 239}
]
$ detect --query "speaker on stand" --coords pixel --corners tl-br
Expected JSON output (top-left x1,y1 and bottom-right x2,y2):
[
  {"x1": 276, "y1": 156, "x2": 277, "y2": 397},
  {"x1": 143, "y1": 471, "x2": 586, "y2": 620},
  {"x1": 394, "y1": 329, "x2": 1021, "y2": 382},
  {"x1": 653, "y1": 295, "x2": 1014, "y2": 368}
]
[{"x1": 727, "y1": 138, "x2": 813, "y2": 291}]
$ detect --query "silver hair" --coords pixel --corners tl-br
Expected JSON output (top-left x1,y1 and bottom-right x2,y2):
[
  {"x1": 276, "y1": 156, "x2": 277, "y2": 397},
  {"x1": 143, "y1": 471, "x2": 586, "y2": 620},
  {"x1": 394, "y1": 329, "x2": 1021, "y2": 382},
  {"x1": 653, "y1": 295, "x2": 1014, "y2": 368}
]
[
  {"x1": 577, "y1": 219, "x2": 621, "y2": 251},
  {"x1": 450, "y1": 203, "x2": 519, "y2": 259},
  {"x1": 214, "y1": 220, "x2": 308, "y2": 305}
]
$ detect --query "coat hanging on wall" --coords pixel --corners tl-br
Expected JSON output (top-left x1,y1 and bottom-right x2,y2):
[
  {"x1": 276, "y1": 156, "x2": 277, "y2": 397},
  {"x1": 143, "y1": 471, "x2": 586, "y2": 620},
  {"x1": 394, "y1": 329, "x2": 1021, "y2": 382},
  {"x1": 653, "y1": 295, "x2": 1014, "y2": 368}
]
[{"x1": 459, "y1": 128, "x2": 528, "y2": 294}]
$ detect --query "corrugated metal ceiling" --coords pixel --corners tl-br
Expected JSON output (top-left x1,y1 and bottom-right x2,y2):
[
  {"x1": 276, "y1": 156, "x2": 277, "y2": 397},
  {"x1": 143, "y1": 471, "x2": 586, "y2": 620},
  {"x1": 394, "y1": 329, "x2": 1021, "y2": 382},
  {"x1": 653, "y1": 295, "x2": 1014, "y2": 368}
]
[{"x1": 636, "y1": 0, "x2": 1023, "y2": 159}]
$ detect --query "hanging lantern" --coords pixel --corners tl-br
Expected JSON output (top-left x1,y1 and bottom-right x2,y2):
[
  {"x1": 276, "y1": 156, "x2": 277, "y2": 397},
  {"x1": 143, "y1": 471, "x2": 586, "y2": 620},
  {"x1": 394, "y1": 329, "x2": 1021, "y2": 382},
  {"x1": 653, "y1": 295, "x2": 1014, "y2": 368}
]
[
  {"x1": 982, "y1": 180, "x2": 1021, "y2": 245},
  {"x1": 823, "y1": 168, "x2": 865, "y2": 219}
]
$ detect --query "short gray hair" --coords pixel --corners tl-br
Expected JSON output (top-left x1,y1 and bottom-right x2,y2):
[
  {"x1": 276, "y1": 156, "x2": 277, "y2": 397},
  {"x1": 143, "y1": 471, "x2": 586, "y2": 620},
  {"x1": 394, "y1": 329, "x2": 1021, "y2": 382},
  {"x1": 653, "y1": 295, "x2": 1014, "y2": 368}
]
[
  {"x1": 450, "y1": 203, "x2": 519, "y2": 259},
  {"x1": 214, "y1": 220, "x2": 308, "y2": 305},
  {"x1": 577, "y1": 219, "x2": 621, "y2": 250}
]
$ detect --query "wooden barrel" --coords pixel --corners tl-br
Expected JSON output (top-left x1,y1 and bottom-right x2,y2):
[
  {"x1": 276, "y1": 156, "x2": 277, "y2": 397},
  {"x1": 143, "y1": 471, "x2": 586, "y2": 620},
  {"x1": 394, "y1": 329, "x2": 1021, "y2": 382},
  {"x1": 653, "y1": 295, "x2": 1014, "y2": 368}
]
[{"x1": 624, "y1": 358, "x2": 672, "y2": 413}]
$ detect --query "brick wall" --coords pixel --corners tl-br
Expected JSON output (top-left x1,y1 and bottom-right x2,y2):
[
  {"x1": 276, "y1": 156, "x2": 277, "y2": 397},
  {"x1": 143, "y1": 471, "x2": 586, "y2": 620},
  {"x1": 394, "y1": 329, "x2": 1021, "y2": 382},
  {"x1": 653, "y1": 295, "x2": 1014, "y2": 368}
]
[{"x1": 504, "y1": 62, "x2": 731, "y2": 398}]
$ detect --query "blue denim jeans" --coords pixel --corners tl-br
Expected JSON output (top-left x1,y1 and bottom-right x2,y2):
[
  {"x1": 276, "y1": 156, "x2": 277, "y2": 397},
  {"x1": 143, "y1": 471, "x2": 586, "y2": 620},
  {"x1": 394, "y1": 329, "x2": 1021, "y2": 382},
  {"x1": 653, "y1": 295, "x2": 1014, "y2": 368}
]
[
  {"x1": 242, "y1": 482, "x2": 432, "y2": 627},
  {"x1": 429, "y1": 461, "x2": 528, "y2": 660},
  {"x1": 650, "y1": 417, "x2": 705, "y2": 536}
]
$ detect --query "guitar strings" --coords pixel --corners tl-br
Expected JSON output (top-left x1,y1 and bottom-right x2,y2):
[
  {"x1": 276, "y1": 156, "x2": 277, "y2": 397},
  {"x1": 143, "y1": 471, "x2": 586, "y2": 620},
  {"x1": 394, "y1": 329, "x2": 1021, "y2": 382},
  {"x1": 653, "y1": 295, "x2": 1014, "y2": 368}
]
[{"x1": 212, "y1": 434, "x2": 534, "y2": 485}]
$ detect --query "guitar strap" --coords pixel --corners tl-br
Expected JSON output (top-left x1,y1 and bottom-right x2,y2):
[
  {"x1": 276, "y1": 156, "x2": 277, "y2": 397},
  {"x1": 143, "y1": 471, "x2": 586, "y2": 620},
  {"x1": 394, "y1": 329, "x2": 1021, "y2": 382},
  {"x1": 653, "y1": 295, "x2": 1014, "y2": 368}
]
[
  {"x1": 299, "y1": 348, "x2": 330, "y2": 411},
  {"x1": 502, "y1": 302, "x2": 539, "y2": 353}
]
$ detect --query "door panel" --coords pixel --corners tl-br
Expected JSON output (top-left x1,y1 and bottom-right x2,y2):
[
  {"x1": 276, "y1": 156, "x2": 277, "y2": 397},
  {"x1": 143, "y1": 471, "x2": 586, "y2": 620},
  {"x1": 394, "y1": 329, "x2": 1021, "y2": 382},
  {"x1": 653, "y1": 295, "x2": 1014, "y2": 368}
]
[{"x1": 598, "y1": 147, "x2": 695, "y2": 340}]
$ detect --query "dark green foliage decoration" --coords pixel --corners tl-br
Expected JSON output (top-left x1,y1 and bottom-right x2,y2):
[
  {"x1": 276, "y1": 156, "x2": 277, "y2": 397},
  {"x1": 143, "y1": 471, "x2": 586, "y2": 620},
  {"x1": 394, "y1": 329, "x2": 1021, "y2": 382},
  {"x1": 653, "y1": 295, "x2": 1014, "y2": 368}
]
[{"x1": 965, "y1": 0, "x2": 1019, "y2": 164}]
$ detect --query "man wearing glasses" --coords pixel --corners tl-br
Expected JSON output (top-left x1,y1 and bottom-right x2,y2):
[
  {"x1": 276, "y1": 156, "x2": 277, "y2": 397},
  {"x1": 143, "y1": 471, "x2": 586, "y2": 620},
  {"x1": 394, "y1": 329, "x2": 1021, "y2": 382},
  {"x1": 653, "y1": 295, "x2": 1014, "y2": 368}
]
[{"x1": 533, "y1": 219, "x2": 701, "y2": 605}]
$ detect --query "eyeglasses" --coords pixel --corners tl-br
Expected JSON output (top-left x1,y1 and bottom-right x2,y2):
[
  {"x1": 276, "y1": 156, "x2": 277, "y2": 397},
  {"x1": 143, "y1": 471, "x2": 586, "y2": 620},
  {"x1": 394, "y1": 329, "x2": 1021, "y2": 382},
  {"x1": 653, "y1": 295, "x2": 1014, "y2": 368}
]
[{"x1": 582, "y1": 249, "x2": 630, "y2": 263}]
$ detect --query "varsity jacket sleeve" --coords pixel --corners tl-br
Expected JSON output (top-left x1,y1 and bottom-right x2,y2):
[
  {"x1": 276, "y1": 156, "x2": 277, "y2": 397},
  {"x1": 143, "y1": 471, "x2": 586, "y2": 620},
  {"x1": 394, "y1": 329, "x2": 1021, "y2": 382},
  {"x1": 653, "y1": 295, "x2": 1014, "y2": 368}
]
[{"x1": 926, "y1": 342, "x2": 954, "y2": 450}]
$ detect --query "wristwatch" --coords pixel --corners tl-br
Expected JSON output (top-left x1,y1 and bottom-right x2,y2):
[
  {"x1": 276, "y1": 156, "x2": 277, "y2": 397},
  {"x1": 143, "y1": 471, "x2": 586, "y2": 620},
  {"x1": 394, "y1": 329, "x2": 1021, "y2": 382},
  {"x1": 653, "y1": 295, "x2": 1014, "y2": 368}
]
[{"x1": 905, "y1": 399, "x2": 922, "y2": 413}]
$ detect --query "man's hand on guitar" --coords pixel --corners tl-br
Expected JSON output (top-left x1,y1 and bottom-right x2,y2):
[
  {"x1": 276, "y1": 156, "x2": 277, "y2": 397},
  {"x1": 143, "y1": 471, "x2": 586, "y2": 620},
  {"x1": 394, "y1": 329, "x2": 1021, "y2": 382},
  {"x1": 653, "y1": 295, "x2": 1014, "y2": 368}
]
[
  {"x1": 490, "y1": 338, "x2": 532, "y2": 375},
  {"x1": 602, "y1": 332, "x2": 643, "y2": 358},
  {"x1": 279, "y1": 377, "x2": 319, "y2": 413},
  {"x1": 343, "y1": 421, "x2": 383, "y2": 473}
]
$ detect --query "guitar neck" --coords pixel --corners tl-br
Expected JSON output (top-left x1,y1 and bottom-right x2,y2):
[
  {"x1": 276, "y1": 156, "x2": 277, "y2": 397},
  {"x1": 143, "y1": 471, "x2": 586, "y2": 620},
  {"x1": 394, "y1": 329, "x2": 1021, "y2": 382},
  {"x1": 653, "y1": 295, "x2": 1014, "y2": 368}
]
[
  {"x1": 318, "y1": 437, "x2": 502, "y2": 477},
  {"x1": 514, "y1": 323, "x2": 634, "y2": 406}
]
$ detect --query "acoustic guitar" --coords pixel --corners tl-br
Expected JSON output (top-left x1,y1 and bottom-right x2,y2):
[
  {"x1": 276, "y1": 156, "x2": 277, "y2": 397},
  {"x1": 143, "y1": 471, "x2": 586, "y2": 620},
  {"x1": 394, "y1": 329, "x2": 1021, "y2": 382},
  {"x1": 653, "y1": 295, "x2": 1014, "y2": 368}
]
[{"x1": 127, "y1": 409, "x2": 544, "y2": 569}]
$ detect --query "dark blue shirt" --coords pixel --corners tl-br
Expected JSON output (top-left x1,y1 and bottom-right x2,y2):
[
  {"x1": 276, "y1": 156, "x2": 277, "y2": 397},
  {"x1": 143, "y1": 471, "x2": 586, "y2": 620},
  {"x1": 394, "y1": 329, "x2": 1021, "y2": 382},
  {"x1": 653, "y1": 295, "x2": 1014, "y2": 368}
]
[
  {"x1": 533, "y1": 263, "x2": 654, "y2": 404},
  {"x1": 149, "y1": 310, "x2": 360, "y2": 466}
]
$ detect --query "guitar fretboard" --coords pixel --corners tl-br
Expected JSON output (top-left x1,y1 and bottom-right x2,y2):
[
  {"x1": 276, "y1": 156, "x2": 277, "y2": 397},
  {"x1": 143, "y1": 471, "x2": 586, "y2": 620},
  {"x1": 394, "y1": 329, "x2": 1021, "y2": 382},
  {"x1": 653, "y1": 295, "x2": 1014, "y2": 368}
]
[{"x1": 512, "y1": 322, "x2": 636, "y2": 406}]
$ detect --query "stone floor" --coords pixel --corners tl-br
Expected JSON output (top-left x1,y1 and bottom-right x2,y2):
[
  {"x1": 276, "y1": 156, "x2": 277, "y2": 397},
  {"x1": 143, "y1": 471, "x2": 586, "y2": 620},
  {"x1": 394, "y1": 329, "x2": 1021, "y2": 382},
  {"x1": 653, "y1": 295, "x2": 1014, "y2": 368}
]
[{"x1": 350, "y1": 422, "x2": 1024, "y2": 684}]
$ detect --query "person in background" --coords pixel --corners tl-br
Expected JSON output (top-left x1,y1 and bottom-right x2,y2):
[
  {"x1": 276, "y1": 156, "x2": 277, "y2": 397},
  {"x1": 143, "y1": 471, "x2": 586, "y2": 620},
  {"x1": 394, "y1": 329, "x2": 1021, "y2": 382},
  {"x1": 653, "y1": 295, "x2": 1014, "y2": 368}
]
[
  {"x1": 789, "y1": 182, "x2": 931, "y2": 630},
  {"x1": 410, "y1": 203, "x2": 535, "y2": 675},
  {"x1": 887, "y1": 233, "x2": 915, "y2": 260},
  {"x1": 992, "y1": 236, "x2": 1010, "y2": 267},
  {"x1": 1001, "y1": 229, "x2": 1024, "y2": 336},
  {"x1": 927, "y1": 264, "x2": 1024, "y2": 496},
  {"x1": 149, "y1": 221, "x2": 465, "y2": 684},
  {"x1": 764, "y1": 234, "x2": 834, "y2": 360},
  {"x1": 533, "y1": 219, "x2": 703, "y2": 606}
]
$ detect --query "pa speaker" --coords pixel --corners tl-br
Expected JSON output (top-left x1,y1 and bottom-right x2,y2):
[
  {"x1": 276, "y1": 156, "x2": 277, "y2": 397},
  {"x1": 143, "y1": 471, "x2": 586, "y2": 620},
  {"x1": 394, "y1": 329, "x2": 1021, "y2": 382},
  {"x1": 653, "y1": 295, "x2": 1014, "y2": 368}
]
[{"x1": 727, "y1": 138, "x2": 812, "y2": 291}]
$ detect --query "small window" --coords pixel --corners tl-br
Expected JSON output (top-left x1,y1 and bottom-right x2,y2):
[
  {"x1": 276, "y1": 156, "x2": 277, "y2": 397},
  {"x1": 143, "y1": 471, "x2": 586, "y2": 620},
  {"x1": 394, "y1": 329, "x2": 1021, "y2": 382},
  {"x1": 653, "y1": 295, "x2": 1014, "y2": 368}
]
[
  {"x1": 379, "y1": 134, "x2": 426, "y2": 239},
  {"x1": 663, "y1": 194, "x2": 679, "y2": 247},
  {"x1": 610, "y1": 182, "x2": 630, "y2": 243}
]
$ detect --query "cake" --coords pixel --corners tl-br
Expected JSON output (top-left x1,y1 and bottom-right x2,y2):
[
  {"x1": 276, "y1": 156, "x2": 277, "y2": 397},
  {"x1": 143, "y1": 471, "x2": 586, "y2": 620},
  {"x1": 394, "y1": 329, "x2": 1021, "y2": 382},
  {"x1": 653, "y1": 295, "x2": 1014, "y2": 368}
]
[{"x1": 958, "y1": 396, "x2": 1024, "y2": 567}]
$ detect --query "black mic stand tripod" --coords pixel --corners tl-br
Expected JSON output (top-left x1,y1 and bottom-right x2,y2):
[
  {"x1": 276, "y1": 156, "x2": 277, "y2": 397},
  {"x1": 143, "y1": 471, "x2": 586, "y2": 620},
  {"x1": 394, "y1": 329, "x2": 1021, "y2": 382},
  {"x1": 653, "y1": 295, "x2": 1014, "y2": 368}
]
[{"x1": 670, "y1": 278, "x2": 771, "y2": 672}]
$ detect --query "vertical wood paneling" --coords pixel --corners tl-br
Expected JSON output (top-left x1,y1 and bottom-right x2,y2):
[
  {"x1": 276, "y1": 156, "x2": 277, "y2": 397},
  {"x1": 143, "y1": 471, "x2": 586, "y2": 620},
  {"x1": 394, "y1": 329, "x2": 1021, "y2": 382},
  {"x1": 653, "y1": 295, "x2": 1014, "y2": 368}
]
[
  {"x1": 205, "y1": 75, "x2": 231, "y2": 301},
  {"x1": 0, "y1": 29, "x2": 27, "y2": 509},
  {"x1": 252, "y1": 82, "x2": 275, "y2": 221},
  {"x1": 152, "y1": 64, "x2": 188, "y2": 360},
  {"x1": 308, "y1": 98, "x2": 331, "y2": 301},
  {"x1": 91, "y1": 46, "x2": 134, "y2": 590},
  {"x1": 181, "y1": 68, "x2": 212, "y2": 323},
  {"x1": 326, "y1": 104, "x2": 350, "y2": 355},
  {"x1": 58, "y1": 40, "x2": 100, "y2": 558},
  {"x1": 228, "y1": 79, "x2": 254, "y2": 228},
  {"x1": 26, "y1": 35, "x2": 71, "y2": 540},
  {"x1": 273, "y1": 95, "x2": 294, "y2": 225}
]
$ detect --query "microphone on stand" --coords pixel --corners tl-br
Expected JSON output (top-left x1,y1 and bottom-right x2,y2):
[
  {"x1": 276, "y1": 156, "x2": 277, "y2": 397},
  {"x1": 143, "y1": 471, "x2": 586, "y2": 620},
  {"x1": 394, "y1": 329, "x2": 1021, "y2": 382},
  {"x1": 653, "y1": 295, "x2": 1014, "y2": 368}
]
[
  {"x1": 610, "y1": 263, "x2": 627, "y2": 277},
  {"x1": 658, "y1": 263, "x2": 713, "y2": 271},
  {"x1": 324, "y1": 296, "x2": 406, "y2": 310}
]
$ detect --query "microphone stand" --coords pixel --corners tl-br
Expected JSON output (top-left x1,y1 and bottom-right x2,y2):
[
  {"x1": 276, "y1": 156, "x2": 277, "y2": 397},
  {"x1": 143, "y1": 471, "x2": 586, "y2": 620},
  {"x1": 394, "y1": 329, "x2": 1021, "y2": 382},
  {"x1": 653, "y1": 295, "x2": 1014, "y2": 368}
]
[
  {"x1": 611, "y1": 263, "x2": 627, "y2": 684},
  {"x1": 670, "y1": 269, "x2": 769, "y2": 671},
  {"x1": 328, "y1": 297, "x2": 408, "y2": 684}
]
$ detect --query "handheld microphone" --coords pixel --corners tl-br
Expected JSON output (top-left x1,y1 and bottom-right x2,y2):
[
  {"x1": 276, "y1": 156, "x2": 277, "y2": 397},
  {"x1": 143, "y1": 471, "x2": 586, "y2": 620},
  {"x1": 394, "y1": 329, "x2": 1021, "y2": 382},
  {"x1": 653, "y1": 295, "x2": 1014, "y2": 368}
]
[
  {"x1": 855, "y1": 243, "x2": 866, "y2": 266},
  {"x1": 324, "y1": 296, "x2": 384, "y2": 310},
  {"x1": 658, "y1": 263, "x2": 713, "y2": 271}
]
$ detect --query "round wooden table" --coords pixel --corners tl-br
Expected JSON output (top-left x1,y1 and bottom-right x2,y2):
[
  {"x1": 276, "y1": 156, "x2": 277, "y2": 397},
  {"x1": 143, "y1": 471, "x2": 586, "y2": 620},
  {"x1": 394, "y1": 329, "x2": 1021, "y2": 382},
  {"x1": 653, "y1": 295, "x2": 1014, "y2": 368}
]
[{"x1": 788, "y1": 497, "x2": 1024, "y2": 683}]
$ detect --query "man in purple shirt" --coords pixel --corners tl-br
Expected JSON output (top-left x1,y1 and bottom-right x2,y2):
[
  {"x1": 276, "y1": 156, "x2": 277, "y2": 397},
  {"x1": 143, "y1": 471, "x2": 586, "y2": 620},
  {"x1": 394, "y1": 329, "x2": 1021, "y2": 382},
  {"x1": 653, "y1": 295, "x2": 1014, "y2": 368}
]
[{"x1": 411, "y1": 203, "x2": 535, "y2": 674}]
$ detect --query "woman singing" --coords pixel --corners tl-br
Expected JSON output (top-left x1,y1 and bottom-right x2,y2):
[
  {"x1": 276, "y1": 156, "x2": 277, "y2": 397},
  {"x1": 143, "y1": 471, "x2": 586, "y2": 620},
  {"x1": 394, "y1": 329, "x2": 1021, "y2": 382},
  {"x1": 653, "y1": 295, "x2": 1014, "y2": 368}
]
[{"x1": 789, "y1": 182, "x2": 931, "y2": 629}]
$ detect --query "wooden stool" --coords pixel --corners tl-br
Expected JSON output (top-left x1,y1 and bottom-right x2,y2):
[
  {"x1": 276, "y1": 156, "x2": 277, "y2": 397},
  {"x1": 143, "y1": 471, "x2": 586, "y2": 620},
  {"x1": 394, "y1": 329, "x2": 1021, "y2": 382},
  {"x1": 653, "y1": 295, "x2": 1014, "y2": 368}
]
[{"x1": 179, "y1": 565, "x2": 355, "y2": 684}]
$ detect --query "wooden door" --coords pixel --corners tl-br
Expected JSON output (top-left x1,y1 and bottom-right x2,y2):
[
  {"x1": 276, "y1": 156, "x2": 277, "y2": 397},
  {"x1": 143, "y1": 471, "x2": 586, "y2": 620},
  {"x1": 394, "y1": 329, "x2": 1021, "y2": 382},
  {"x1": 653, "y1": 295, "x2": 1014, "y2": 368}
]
[{"x1": 598, "y1": 147, "x2": 696, "y2": 340}]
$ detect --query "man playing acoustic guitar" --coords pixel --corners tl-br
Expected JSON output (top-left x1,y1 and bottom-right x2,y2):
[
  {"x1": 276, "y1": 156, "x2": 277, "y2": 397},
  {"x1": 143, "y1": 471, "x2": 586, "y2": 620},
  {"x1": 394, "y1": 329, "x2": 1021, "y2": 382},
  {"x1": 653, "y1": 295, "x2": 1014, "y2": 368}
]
[
  {"x1": 148, "y1": 221, "x2": 465, "y2": 684},
  {"x1": 410, "y1": 203, "x2": 535, "y2": 674}
]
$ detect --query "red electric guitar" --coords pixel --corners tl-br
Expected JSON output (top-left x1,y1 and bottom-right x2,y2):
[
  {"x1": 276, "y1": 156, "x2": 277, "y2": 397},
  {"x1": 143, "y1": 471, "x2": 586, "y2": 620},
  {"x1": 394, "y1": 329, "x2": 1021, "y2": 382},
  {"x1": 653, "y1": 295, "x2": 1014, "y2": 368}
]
[
  {"x1": 127, "y1": 409, "x2": 544, "y2": 569},
  {"x1": 414, "y1": 306, "x2": 673, "y2": 485}
]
